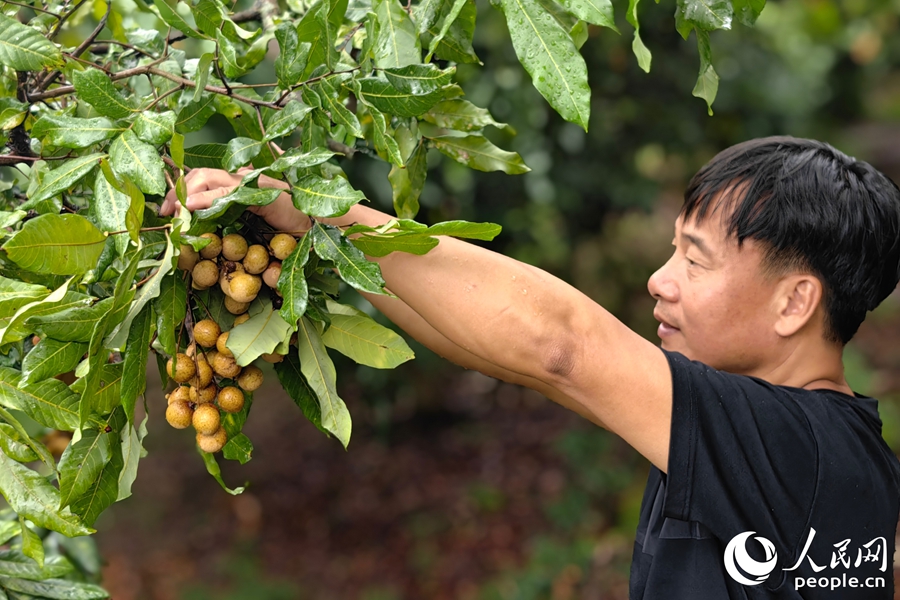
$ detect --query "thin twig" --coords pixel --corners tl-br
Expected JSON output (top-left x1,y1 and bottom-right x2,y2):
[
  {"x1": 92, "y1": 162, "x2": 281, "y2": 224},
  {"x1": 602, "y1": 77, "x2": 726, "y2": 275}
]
[
  {"x1": 37, "y1": 0, "x2": 111, "y2": 93},
  {"x1": 1, "y1": 0, "x2": 60, "y2": 16},
  {"x1": 162, "y1": 155, "x2": 191, "y2": 174},
  {"x1": 143, "y1": 83, "x2": 183, "y2": 111},
  {"x1": 48, "y1": 0, "x2": 92, "y2": 41}
]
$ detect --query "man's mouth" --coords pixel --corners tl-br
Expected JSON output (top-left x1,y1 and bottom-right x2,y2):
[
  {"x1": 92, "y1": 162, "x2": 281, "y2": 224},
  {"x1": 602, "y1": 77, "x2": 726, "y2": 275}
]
[{"x1": 654, "y1": 312, "x2": 680, "y2": 338}]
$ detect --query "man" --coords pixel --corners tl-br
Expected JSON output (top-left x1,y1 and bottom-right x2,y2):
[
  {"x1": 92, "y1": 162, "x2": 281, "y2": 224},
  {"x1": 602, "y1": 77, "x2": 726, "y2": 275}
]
[{"x1": 161, "y1": 136, "x2": 900, "y2": 598}]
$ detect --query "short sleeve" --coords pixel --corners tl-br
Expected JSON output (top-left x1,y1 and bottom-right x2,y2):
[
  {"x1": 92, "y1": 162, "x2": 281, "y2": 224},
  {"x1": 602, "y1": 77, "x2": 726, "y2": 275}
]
[{"x1": 661, "y1": 349, "x2": 818, "y2": 547}]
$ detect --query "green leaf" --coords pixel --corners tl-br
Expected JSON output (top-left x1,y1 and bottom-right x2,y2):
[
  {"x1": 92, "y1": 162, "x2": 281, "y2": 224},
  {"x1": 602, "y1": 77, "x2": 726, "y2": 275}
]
[
  {"x1": 426, "y1": 0, "x2": 479, "y2": 64},
  {"x1": 175, "y1": 95, "x2": 218, "y2": 134},
  {"x1": 0, "y1": 14, "x2": 64, "y2": 70},
  {"x1": 13, "y1": 378, "x2": 81, "y2": 431},
  {"x1": 97, "y1": 157, "x2": 144, "y2": 247},
  {"x1": 221, "y1": 432, "x2": 252, "y2": 464},
  {"x1": 291, "y1": 174, "x2": 366, "y2": 218},
  {"x1": 121, "y1": 305, "x2": 153, "y2": 424},
  {"x1": 277, "y1": 232, "x2": 312, "y2": 327},
  {"x1": 153, "y1": 0, "x2": 206, "y2": 39},
  {"x1": 216, "y1": 29, "x2": 244, "y2": 78},
  {"x1": 274, "y1": 353, "x2": 326, "y2": 433},
  {"x1": 0, "y1": 551, "x2": 73, "y2": 580},
  {"x1": 57, "y1": 427, "x2": 114, "y2": 510},
  {"x1": 356, "y1": 78, "x2": 444, "y2": 118},
  {"x1": 423, "y1": 99, "x2": 509, "y2": 132},
  {"x1": 0, "y1": 278, "x2": 73, "y2": 346},
  {"x1": 274, "y1": 24, "x2": 310, "y2": 89},
  {"x1": 72, "y1": 70, "x2": 134, "y2": 120},
  {"x1": 424, "y1": 0, "x2": 467, "y2": 60},
  {"x1": 227, "y1": 300, "x2": 294, "y2": 366},
  {"x1": 0, "y1": 405, "x2": 54, "y2": 470},
  {"x1": 109, "y1": 130, "x2": 166, "y2": 196},
  {"x1": 317, "y1": 78, "x2": 363, "y2": 138},
  {"x1": 193, "y1": 186, "x2": 282, "y2": 221},
  {"x1": 317, "y1": 0, "x2": 343, "y2": 69},
  {"x1": 133, "y1": 110, "x2": 176, "y2": 146},
  {"x1": 311, "y1": 223, "x2": 387, "y2": 294},
  {"x1": 383, "y1": 64, "x2": 454, "y2": 96},
  {"x1": 348, "y1": 232, "x2": 438, "y2": 256},
  {"x1": 0, "y1": 451, "x2": 93, "y2": 536},
  {"x1": 21, "y1": 339, "x2": 87, "y2": 386},
  {"x1": 199, "y1": 451, "x2": 245, "y2": 495},
  {"x1": 322, "y1": 312, "x2": 413, "y2": 368},
  {"x1": 117, "y1": 415, "x2": 145, "y2": 500},
  {"x1": 368, "y1": 105, "x2": 403, "y2": 166},
  {"x1": 498, "y1": 0, "x2": 591, "y2": 130},
  {"x1": 557, "y1": 0, "x2": 616, "y2": 30},
  {"x1": 2, "y1": 214, "x2": 106, "y2": 275},
  {"x1": 295, "y1": 316, "x2": 351, "y2": 447},
  {"x1": 0, "y1": 424, "x2": 38, "y2": 463},
  {"x1": 691, "y1": 28, "x2": 719, "y2": 115},
  {"x1": 0, "y1": 97, "x2": 27, "y2": 131},
  {"x1": 152, "y1": 274, "x2": 187, "y2": 357},
  {"x1": 193, "y1": 53, "x2": 215, "y2": 103},
  {"x1": 264, "y1": 100, "x2": 314, "y2": 141},
  {"x1": 17, "y1": 518, "x2": 42, "y2": 570},
  {"x1": 170, "y1": 132, "x2": 185, "y2": 169},
  {"x1": 676, "y1": 0, "x2": 733, "y2": 31},
  {"x1": 68, "y1": 410, "x2": 125, "y2": 527},
  {"x1": 30, "y1": 115, "x2": 121, "y2": 150},
  {"x1": 0, "y1": 576, "x2": 108, "y2": 599},
  {"x1": 267, "y1": 147, "x2": 336, "y2": 173},
  {"x1": 183, "y1": 143, "x2": 227, "y2": 168},
  {"x1": 388, "y1": 139, "x2": 426, "y2": 218},
  {"x1": 192, "y1": 0, "x2": 224, "y2": 37},
  {"x1": 192, "y1": 289, "x2": 235, "y2": 332},
  {"x1": 91, "y1": 171, "x2": 132, "y2": 257},
  {"x1": 0, "y1": 211, "x2": 26, "y2": 229},
  {"x1": 372, "y1": 0, "x2": 421, "y2": 68},
  {"x1": 296, "y1": 0, "x2": 349, "y2": 79},
  {"x1": 223, "y1": 137, "x2": 265, "y2": 171},
  {"x1": 626, "y1": 0, "x2": 651, "y2": 72},
  {"x1": 732, "y1": 0, "x2": 765, "y2": 26},
  {"x1": 28, "y1": 297, "x2": 108, "y2": 343},
  {"x1": 429, "y1": 135, "x2": 530, "y2": 174},
  {"x1": 27, "y1": 153, "x2": 104, "y2": 205},
  {"x1": 0, "y1": 277, "x2": 48, "y2": 313}
]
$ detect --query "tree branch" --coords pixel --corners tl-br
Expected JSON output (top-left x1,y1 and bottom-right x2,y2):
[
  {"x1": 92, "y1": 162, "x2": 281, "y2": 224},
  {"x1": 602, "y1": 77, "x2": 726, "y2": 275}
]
[{"x1": 36, "y1": 0, "x2": 111, "y2": 94}]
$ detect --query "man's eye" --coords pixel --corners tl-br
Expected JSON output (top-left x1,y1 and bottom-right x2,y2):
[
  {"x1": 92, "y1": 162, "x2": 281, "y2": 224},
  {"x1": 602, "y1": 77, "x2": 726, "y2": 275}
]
[{"x1": 686, "y1": 258, "x2": 697, "y2": 267}]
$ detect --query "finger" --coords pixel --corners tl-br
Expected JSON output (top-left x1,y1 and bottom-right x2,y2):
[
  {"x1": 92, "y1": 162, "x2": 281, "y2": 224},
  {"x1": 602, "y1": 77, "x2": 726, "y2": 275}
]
[{"x1": 186, "y1": 187, "x2": 232, "y2": 210}]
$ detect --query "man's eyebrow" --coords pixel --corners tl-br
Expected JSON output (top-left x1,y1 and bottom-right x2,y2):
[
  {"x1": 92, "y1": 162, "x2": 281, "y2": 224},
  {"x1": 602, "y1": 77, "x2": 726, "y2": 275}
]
[{"x1": 681, "y1": 232, "x2": 712, "y2": 257}]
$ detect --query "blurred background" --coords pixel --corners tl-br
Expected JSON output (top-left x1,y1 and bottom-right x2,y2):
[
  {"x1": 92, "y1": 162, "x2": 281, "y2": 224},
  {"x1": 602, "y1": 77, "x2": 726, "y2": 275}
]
[{"x1": 80, "y1": 0, "x2": 900, "y2": 597}]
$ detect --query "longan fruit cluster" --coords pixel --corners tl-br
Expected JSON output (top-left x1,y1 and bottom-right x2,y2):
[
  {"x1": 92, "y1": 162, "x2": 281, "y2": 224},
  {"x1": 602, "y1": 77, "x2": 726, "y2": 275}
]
[
  {"x1": 178, "y1": 231, "x2": 297, "y2": 313},
  {"x1": 165, "y1": 230, "x2": 298, "y2": 452}
]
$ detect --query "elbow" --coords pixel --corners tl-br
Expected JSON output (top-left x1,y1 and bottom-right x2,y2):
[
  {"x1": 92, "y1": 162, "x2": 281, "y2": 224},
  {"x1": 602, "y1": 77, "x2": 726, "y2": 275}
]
[{"x1": 539, "y1": 335, "x2": 578, "y2": 382}]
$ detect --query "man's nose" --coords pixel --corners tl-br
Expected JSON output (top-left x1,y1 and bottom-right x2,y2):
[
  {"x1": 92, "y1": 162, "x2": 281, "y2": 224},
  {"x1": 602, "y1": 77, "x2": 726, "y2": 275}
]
[{"x1": 647, "y1": 261, "x2": 678, "y2": 302}]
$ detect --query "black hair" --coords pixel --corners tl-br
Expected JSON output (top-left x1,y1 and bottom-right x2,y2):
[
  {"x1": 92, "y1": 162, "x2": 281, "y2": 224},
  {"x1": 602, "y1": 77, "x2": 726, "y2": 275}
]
[{"x1": 680, "y1": 136, "x2": 900, "y2": 345}]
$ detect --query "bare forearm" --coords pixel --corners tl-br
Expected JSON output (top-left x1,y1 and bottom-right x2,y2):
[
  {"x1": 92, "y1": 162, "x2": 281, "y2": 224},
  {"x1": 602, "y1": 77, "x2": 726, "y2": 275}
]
[
  {"x1": 318, "y1": 203, "x2": 570, "y2": 383},
  {"x1": 360, "y1": 289, "x2": 603, "y2": 426}
]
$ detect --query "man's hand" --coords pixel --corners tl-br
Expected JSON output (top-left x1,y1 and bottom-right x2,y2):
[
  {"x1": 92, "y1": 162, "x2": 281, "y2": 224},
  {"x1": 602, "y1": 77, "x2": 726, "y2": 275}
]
[{"x1": 160, "y1": 167, "x2": 313, "y2": 235}]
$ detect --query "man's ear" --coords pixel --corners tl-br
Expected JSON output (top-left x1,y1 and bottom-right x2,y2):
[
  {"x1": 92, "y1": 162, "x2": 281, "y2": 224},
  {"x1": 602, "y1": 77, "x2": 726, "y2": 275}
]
[{"x1": 773, "y1": 275, "x2": 823, "y2": 338}]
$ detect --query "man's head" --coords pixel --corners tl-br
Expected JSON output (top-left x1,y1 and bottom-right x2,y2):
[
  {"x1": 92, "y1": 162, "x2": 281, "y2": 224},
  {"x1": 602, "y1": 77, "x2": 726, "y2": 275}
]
[{"x1": 648, "y1": 136, "x2": 900, "y2": 373}]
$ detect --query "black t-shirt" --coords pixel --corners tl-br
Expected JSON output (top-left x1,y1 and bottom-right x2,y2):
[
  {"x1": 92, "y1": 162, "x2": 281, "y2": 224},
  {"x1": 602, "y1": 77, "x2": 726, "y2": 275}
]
[{"x1": 630, "y1": 349, "x2": 900, "y2": 599}]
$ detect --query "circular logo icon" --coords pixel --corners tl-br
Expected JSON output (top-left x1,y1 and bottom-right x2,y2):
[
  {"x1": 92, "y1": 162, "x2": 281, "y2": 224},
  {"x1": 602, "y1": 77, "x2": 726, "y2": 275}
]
[{"x1": 724, "y1": 531, "x2": 778, "y2": 586}]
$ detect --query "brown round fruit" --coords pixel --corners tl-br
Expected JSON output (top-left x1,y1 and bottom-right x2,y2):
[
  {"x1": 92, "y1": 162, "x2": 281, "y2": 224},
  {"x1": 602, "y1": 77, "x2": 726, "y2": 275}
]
[
  {"x1": 193, "y1": 319, "x2": 221, "y2": 347},
  {"x1": 166, "y1": 353, "x2": 196, "y2": 383},
  {"x1": 237, "y1": 365, "x2": 263, "y2": 391},
  {"x1": 205, "y1": 350, "x2": 219, "y2": 367},
  {"x1": 262, "y1": 261, "x2": 282, "y2": 288},
  {"x1": 192, "y1": 260, "x2": 218, "y2": 288},
  {"x1": 189, "y1": 356, "x2": 214, "y2": 388},
  {"x1": 213, "y1": 353, "x2": 242, "y2": 378},
  {"x1": 261, "y1": 352, "x2": 284, "y2": 364},
  {"x1": 224, "y1": 296, "x2": 250, "y2": 315},
  {"x1": 243, "y1": 244, "x2": 269, "y2": 274},
  {"x1": 199, "y1": 232, "x2": 222, "y2": 259},
  {"x1": 192, "y1": 403, "x2": 221, "y2": 435},
  {"x1": 269, "y1": 233, "x2": 297, "y2": 261},
  {"x1": 177, "y1": 244, "x2": 200, "y2": 272},
  {"x1": 216, "y1": 332, "x2": 232, "y2": 357},
  {"x1": 229, "y1": 273, "x2": 262, "y2": 303},
  {"x1": 166, "y1": 401, "x2": 193, "y2": 429},
  {"x1": 167, "y1": 386, "x2": 191, "y2": 405},
  {"x1": 189, "y1": 383, "x2": 218, "y2": 404},
  {"x1": 196, "y1": 426, "x2": 228, "y2": 453},
  {"x1": 217, "y1": 386, "x2": 245, "y2": 413},
  {"x1": 222, "y1": 233, "x2": 249, "y2": 261},
  {"x1": 233, "y1": 313, "x2": 250, "y2": 326}
]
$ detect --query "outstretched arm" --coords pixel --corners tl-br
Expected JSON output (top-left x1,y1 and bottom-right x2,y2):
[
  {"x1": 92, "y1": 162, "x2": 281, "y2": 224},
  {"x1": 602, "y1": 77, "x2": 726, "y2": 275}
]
[{"x1": 161, "y1": 171, "x2": 672, "y2": 471}]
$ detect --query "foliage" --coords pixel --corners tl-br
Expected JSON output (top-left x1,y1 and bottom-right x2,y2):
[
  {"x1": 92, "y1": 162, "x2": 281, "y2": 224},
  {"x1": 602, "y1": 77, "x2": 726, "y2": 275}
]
[{"x1": 0, "y1": 0, "x2": 768, "y2": 594}]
